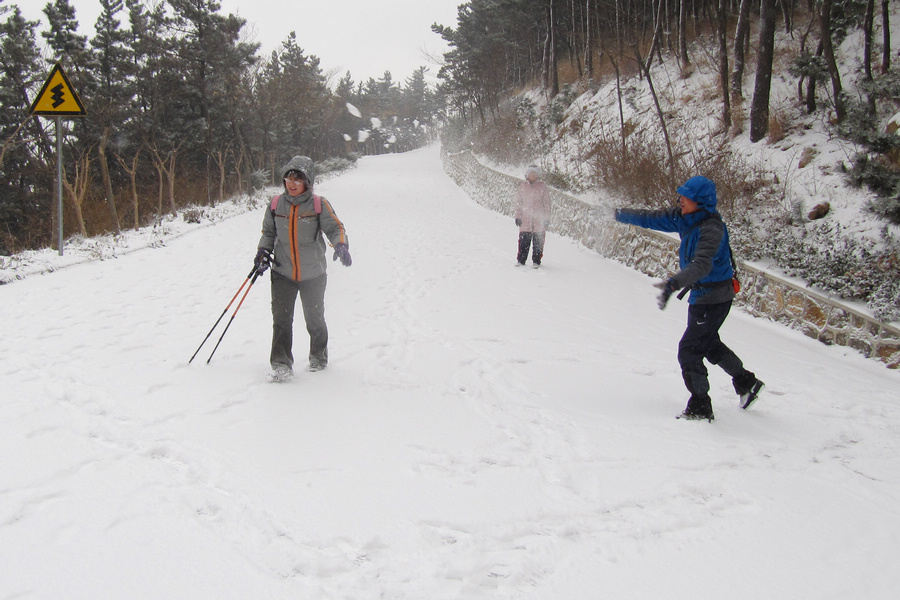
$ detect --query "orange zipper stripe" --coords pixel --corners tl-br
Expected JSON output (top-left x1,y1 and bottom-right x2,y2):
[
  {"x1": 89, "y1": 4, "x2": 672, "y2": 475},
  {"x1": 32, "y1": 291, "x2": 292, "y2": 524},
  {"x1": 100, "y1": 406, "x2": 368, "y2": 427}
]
[{"x1": 289, "y1": 204, "x2": 301, "y2": 280}]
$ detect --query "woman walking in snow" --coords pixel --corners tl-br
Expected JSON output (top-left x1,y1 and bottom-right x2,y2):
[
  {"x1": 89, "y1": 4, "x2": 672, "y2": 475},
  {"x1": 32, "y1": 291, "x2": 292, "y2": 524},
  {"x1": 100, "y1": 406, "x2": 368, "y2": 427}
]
[
  {"x1": 253, "y1": 156, "x2": 351, "y2": 382},
  {"x1": 513, "y1": 164, "x2": 552, "y2": 268},
  {"x1": 614, "y1": 176, "x2": 764, "y2": 420}
]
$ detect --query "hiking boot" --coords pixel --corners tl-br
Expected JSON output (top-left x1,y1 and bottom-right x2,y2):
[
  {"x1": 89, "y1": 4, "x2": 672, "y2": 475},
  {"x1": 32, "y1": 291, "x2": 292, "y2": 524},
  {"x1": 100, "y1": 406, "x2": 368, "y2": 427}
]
[
  {"x1": 267, "y1": 365, "x2": 293, "y2": 383},
  {"x1": 308, "y1": 360, "x2": 327, "y2": 372},
  {"x1": 739, "y1": 379, "x2": 765, "y2": 410}
]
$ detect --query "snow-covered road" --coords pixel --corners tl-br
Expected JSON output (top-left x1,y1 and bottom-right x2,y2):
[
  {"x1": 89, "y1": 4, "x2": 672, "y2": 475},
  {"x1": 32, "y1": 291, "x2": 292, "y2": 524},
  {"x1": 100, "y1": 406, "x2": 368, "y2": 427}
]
[{"x1": 3, "y1": 145, "x2": 899, "y2": 599}]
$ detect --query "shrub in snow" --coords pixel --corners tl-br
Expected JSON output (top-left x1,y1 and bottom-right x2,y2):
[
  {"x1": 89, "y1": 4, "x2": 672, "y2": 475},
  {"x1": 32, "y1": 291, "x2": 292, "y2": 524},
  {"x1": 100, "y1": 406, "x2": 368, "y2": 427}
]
[{"x1": 249, "y1": 169, "x2": 270, "y2": 191}]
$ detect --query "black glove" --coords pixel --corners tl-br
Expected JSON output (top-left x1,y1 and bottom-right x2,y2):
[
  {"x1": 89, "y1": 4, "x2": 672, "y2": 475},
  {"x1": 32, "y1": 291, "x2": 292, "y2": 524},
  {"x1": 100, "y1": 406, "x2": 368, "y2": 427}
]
[
  {"x1": 654, "y1": 279, "x2": 677, "y2": 310},
  {"x1": 515, "y1": 218, "x2": 522, "y2": 227},
  {"x1": 254, "y1": 248, "x2": 272, "y2": 274},
  {"x1": 333, "y1": 243, "x2": 352, "y2": 267}
]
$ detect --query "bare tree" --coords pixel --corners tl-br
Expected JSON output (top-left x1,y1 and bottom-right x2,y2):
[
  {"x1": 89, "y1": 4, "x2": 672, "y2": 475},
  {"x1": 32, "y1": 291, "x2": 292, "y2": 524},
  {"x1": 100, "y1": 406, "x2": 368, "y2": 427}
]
[
  {"x1": 115, "y1": 147, "x2": 142, "y2": 229},
  {"x1": 148, "y1": 142, "x2": 180, "y2": 216},
  {"x1": 633, "y1": 45, "x2": 675, "y2": 178},
  {"x1": 211, "y1": 143, "x2": 232, "y2": 205},
  {"x1": 62, "y1": 149, "x2": 94, "y2": 237},
  {"x1": 97, "y1": 127, "x2": 121, "y2": 234}
]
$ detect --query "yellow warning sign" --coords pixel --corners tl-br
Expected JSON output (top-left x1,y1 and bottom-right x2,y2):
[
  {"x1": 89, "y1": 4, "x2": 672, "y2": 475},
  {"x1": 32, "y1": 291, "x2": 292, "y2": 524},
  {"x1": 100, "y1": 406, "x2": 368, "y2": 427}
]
[{"x1": 29, "y1": 63, "x2": 87, "y2": 116}]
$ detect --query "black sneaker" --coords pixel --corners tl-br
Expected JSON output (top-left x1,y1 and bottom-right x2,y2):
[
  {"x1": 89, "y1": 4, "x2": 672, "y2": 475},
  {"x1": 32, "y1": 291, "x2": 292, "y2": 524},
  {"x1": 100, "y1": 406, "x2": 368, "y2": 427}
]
[
  {"x1": 677, "y1": 395, "x2": 714, "y2": 421},
  {"x1": 740, "y1": 380, "x2": 764, "y2": 409},
  {"x1": 677, "y1": 407, "x2": 715, "y2": 421}
]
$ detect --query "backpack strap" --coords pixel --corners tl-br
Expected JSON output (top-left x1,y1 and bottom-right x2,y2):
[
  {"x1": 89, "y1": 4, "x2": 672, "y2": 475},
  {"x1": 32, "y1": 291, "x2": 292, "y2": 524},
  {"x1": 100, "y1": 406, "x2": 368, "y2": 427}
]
[{"x1": 270, "y1": 194, "x2": 322, "y2": 215}]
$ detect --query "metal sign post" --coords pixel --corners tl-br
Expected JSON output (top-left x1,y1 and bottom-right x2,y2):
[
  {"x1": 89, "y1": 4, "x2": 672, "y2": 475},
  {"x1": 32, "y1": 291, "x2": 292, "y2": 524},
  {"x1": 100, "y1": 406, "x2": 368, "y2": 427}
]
[
  {"x1": 56, "y1": 117, "x2": 63, "y2": 255},
  {"x1": 28, "y1": 63, "x2": 87, "y2": 256}
]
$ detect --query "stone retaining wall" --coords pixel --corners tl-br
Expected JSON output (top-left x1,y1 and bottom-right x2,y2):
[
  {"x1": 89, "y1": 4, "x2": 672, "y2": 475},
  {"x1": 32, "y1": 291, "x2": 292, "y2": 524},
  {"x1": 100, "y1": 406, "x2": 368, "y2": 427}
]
[{"x1": 442, "y1": 148, "x2": 900, "y2": 369}]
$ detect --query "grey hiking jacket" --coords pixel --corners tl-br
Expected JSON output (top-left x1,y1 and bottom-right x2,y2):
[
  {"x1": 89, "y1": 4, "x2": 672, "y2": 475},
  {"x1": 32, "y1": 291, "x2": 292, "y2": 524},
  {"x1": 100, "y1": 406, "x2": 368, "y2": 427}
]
[{"x1": 257, "y1": 156, "x2": 348, "y2": 281}]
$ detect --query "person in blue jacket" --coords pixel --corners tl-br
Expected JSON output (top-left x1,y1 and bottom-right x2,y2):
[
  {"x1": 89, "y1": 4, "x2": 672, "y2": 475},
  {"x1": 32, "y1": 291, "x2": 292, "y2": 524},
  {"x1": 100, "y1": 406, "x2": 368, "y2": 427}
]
[{"x1": 614, "y1": 176, "x2": 764, "y2": 420}]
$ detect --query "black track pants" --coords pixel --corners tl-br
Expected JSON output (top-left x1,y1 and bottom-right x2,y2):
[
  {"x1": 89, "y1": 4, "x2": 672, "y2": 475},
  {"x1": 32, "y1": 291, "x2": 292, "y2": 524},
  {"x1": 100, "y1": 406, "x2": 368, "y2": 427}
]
[
  {"x1": 677, "y1": 301, "x2": 749, "y2": 398},
  {"x1": 517, "y1": 231, "x2": 545, "y2": 265}
]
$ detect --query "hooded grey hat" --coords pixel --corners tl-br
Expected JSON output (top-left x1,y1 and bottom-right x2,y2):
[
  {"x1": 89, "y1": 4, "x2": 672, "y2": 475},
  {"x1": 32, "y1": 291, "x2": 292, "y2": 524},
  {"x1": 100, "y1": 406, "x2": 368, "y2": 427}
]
[
  {"x1": 524, "y1": 164, "x2": 542, "y2": 179},
  {"x1": 281, "y1": 155, "x2": 317, "y2": 188}
]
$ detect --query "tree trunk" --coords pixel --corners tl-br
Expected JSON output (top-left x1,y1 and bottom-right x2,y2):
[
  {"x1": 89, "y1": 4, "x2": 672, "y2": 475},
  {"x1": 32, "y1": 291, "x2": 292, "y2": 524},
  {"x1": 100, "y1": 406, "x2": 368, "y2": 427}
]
[
  {"x1": 543, "y1": 0, "x2": 559, "y2": 97},
  {"x1": 167, "y1": 152, "x2": 177, "y2": 216},
  {"x1": 863, "y1": 0, "x2": 874, "y2": 82},
  {"x1": 98, "y1": 127, "x2": 121, "y2": 234},
  {"x1": 62, "y1": 152, "x2": 92, "y2": 237},
  {"x1": 882, "y1": 0, "x2": 891, "y2": 73},
  {"x1": 212, "y1": 147, "x2": 227, "y2": 205},
  {"x1": 116, "y1": 149, "x2": 142, "y2": 229},
  {"x1": 633, "y1": 45, "x2": 675, "y2": 178},
  {"x1": 585, "y1": 0, "x2": 593, "y2": 78},
  {"x1": 233, "y1": 146, "x2": 245, "y2": 193},
  {"x1": 679, "y1": 0, "x2": 689, "y2": 68},
  {"x1": 609, "y1": 54, "x2": 627, "y2": 158},
  {"x1": 149, "y1": 144, "x2": 179, "y2": 217},
  {"x1": 730, "y1": 0, "x2": 752, "y2": 103},
  {"x1": 646, "y1": 0, "x2": 666, "y2": 70},
  {"x1": 717, "y1": 0, "x2": 730, "y2": 130},
  {"x1": 750, "y1": 0, "x2": 777, "y2": 142},
  {"x1": 821, "y1": 0, "x2": 845, "y2": 122},
  {"x1": 805, "y1": 41, "x2": 825, "y2": 114}
]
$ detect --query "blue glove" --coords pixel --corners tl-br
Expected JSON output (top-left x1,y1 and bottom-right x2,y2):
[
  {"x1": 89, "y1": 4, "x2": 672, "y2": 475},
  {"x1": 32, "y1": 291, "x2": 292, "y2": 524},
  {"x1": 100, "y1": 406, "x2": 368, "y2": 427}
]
[
  {"x1": 254, "y1": 248, "x2": 273, "y2": 274},
  {"x1": 333, "y1": 243, "x2": 352, "y2": 267},
  {"x1": 654, "y1": 280, "x2": 677, "y2": 310}
]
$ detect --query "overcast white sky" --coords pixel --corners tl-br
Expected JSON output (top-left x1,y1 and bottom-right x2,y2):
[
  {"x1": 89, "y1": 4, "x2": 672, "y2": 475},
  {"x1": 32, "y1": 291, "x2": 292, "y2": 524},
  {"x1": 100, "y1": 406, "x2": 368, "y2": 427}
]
[{"x1": 17, "y1": 0, "x2": 461, "y2": 85}]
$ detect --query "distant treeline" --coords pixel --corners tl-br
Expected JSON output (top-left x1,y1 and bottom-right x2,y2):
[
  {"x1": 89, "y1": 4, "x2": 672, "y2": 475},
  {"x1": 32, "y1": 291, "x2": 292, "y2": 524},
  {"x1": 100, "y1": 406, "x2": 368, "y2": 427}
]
[{"x1": 0, "y1": 0, "x2": 442, "y2": 253}]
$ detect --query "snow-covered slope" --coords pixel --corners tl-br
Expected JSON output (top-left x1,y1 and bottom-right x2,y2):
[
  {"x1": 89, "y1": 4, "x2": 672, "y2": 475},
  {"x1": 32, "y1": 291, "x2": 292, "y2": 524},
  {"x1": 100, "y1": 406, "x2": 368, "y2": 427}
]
[{"x1": 2, "y1": 146, "x2": 899, "y2": 599}]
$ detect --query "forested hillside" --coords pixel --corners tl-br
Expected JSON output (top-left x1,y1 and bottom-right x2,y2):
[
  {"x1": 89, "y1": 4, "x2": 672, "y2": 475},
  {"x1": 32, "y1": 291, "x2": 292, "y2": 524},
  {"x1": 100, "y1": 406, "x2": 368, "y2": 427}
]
[{"x1": 432, "y1": 0, "x2": 900, "y2": 322}]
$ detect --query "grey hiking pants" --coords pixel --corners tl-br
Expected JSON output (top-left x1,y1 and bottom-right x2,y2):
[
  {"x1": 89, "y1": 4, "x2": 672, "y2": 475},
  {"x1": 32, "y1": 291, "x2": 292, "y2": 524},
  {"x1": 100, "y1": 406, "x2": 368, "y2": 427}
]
[{"x1": 270, "y1": 271, "x2": 328, "y2": 370}]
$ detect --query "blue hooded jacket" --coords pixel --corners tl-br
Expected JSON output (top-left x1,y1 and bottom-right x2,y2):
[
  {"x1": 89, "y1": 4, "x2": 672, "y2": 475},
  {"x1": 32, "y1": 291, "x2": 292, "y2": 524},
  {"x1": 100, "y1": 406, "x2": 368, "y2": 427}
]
[{"x1": 615, "y1": 176, "x2": 735, "y2": 304}]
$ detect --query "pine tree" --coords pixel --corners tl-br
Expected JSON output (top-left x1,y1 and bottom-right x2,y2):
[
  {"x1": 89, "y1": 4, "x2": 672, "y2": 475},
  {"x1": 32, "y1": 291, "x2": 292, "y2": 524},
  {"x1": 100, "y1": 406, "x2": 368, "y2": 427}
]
[
  {"x1": 91, "y1": 0, "x2": 132, "y2": 232},
  {"x1": 0, "y1": 5, "x2": 47, "y2": 252}
]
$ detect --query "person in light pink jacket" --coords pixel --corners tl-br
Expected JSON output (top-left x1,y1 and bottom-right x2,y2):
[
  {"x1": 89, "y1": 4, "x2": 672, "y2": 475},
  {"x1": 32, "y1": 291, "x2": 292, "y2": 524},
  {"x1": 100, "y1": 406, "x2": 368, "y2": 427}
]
[{"x1": 513, "y1": 164, "x2": 552, "y2": 267}]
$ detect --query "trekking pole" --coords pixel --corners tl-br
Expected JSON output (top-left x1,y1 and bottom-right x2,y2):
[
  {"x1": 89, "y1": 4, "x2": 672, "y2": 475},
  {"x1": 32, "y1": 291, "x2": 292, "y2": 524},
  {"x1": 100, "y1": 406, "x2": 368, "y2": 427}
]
[
  {"x1": 188, "y1": 265, "x2": 258, "y2": 364},
  {"x1": 205, "y1": 267, "x2": 264, "y2": 364}
]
